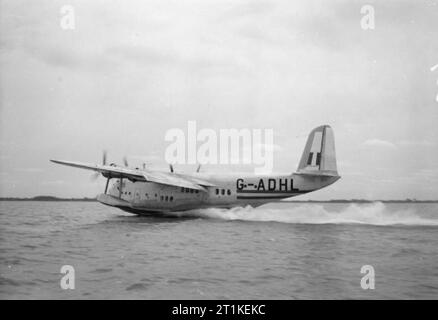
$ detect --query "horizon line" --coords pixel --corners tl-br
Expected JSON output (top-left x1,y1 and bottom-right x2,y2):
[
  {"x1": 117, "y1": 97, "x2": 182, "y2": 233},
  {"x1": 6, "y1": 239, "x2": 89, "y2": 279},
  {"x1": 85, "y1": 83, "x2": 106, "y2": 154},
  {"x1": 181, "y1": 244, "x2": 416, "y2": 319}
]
[{"x1": 0, "y1": 196, "x2": 437, "y2": 202}]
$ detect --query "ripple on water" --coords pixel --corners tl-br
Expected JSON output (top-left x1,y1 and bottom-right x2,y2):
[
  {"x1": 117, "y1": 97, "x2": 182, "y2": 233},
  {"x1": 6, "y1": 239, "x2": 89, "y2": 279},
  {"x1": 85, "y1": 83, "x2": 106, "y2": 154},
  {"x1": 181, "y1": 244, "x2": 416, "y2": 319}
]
[
  {"x1": 126, "y1": 283, "x2": 150, "y2": 291},
  {"x1": 0, "y1": 276, "x2": 37, "y2": 287},
  {"x1": 91, "y1": 268, "x2": 113, "y2": 274}
]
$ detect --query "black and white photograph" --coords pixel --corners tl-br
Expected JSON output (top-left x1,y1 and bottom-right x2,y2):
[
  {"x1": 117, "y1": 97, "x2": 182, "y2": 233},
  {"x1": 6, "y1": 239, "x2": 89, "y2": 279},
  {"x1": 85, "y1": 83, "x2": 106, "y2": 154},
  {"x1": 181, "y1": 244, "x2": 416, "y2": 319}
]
[{"x1": 0, "y1": 0, "x2": 437, "y2": 304}]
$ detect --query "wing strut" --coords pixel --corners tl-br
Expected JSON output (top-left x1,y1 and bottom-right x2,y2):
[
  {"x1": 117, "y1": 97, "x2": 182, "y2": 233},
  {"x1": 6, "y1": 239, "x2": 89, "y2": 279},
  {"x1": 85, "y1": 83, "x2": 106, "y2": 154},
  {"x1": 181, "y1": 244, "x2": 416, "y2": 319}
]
[{"x1": 104, "y1": 178, "x2": 110, "y2": 194}]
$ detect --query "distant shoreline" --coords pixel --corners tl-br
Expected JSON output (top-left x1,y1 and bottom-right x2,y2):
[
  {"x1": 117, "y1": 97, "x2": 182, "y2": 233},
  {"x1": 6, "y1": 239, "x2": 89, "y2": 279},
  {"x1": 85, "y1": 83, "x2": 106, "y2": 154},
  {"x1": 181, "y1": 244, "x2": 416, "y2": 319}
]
[
  {"x1": 281, "y1": 200, "x2": 438, "y2": 203},
  {"x1": 0, "y1": 196, "x2": 437, "y2": 203},
  {"x1": 0, "y1": 196, "x2": 97, "y2": 202}
]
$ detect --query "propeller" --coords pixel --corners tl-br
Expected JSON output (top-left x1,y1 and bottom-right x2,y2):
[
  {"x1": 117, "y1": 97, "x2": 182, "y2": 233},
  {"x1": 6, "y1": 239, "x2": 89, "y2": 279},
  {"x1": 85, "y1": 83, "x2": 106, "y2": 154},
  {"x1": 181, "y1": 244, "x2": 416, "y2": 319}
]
[
  {"x1": 123, "y1": 156, "x2": 129, "y2": 167},
  {"x1": 91, "y1": 150, "x2": 107, "y2": 181},
  {"x1": 169, "y1": 164, "x2": 174, "y2": 173},
  {"x1": 196, "y1": 164, "x2": 201, "y2": 173},
  {"x1": 90, "y1": 172, "x2": 100, "y2": 181}
]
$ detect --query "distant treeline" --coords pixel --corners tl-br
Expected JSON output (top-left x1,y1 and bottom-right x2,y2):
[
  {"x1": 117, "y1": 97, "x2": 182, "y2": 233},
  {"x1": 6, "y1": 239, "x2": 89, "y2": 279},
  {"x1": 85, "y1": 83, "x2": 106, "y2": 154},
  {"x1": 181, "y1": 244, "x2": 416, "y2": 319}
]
[
  {"x1": 283, "y1": 199, "x2": 438, "y2": 203},
  {"x1": 0, "y1": 196, "x2": 437, "y2": 203},
  {"x1": 0, "y1": 196, "x2": 97, "y2": 202}
]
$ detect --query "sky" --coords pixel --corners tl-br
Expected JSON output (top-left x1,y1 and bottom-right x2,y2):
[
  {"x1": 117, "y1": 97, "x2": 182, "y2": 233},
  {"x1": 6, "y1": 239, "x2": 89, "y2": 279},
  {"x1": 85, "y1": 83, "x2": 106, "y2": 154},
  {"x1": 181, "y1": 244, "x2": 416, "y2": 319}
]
[{"x1": 0, "y1": 0, "x2": 437, "y2": 199}]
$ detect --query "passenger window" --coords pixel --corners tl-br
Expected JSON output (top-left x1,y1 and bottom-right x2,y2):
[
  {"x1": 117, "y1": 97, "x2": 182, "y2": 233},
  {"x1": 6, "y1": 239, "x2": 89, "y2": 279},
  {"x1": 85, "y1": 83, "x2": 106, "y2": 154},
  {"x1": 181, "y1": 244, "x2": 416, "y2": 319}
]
[
  {"x1": 170, "y1": 196, "x2": 173, "y2": 201},
  {"x1": 216, "y1": 189, "x2": 219, "y2": 195},
  {"x1": 227, "y1": 189, "x2": 231, "y2": 195},
  {"x1": 181, "y1": 187, "x2": 184, "y2": 192},
  {"x1": 221, "y1": 189, "x2": 225, "y2": 195},
  {"x1": 195, "y1": 190, "x2": 199, "y2": 194},
  {"x1": 165, "y1": 196, "x2": 168, "y2": 201},
  {"x1": 190, "y1": 189, "x2": 194, "y2": 193},
  {"x1": 160, "y1": 196, "x2": 163, "y2": 201}
]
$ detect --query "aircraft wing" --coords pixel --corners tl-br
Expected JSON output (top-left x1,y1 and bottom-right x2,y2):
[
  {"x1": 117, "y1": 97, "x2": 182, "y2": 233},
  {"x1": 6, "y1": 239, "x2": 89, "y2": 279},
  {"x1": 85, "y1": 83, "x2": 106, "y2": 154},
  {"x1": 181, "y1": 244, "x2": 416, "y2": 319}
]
[
  {"x1": 50, "y1": 159, "x2": 144, "y2": 179},
  {"x1": 50, "y1": 159, "x2": 213, "y2": 191},
  {"x1": 141, "y1": 171, "x2": 208, "y2": 191},
  {"x1": 175, "y1": 173, "x2": 216, "y2": 188}
]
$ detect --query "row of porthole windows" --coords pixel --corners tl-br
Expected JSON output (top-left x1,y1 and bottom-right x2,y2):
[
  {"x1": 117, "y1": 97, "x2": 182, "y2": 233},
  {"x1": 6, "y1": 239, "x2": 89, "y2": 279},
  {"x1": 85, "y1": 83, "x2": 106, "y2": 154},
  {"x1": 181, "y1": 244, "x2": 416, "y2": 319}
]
[
  {"x1": 216, "y1": 189, "x2": 231, "y2": 196},
  {"x1": 181, "y1": 187, "x2": 199, "y2": 194},
  {"x1": 117, "y1": 187, "x2": 132, "y2": 196},
  {"x1": 145, "y1": 193, "x2": 173, "y2": 202},
  {"x1": 117, "y1": 189, "x2": 173, "y2": 202},
  {"x1": 117, "y1": 186, "x2": 200, "y2": 197},
  {"x1": 160, "y1": 195, "x2": 174, "y2": 202}
]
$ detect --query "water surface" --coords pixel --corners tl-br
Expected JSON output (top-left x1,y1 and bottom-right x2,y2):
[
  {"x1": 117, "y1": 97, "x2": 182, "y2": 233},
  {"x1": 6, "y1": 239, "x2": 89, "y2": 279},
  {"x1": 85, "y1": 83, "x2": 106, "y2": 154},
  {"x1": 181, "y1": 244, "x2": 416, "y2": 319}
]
[{"x1": 0, "y1": 201, "x2": 437, "y2": 299}]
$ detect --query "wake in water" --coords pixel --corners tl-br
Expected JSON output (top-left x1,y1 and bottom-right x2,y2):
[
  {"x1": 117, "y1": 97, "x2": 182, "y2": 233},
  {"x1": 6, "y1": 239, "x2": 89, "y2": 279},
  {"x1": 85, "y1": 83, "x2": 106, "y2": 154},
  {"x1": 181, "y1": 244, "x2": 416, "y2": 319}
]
[{"x1": 179, "y1": 202, "x2": 438, "y2": 226}]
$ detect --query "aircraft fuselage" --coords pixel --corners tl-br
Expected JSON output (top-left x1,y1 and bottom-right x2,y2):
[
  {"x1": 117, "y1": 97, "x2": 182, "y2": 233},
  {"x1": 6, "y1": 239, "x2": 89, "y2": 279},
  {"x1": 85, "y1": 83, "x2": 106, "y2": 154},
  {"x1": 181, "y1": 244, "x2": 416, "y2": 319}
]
[{"x1": 97, "y1": 173, "x2": 340, "y2": 214}]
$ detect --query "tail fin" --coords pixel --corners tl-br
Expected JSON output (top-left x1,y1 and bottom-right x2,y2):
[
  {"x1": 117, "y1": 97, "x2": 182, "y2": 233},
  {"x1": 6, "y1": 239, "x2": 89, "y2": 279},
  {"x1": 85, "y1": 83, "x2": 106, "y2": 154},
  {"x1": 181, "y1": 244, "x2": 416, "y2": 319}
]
[{"x1": 297, "y1": 125, "x2": 338, "y2": 176}]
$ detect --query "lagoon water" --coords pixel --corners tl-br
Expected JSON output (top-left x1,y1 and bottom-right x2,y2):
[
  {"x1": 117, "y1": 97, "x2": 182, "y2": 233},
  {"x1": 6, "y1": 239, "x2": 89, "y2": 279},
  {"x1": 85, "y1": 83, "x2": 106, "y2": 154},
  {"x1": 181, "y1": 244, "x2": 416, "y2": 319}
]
[{"x1": 0, "y1": 201, "x2": 437, "y2": 299}]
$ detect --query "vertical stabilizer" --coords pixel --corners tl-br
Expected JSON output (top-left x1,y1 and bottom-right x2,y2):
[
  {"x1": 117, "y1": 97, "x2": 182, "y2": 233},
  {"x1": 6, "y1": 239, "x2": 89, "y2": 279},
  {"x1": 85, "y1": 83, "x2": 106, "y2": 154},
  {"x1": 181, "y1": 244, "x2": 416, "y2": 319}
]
[{"x1": 297, "y1": 125, "x2": 338, "y2": 176}]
